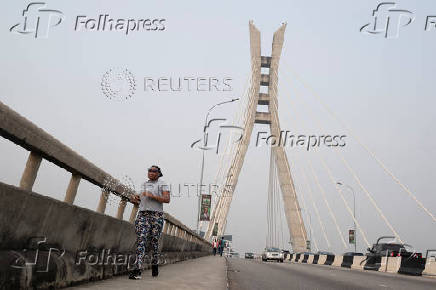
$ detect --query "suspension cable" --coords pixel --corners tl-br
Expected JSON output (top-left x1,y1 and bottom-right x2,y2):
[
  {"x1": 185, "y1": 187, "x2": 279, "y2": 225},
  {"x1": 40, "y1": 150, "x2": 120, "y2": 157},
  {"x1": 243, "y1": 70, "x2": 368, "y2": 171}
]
[
  {"x1": 318, "y1": 155, "x2": 371, "y2": 248},
  {"x1": 275, "y1": 67, "x2": 404, "y2": 244},
  {"x1": 308, "y1": 159, "x2": 348, "y2": 249},
  {"x1": 279, "y1": 61, "x2": 435, "y2": 223},
  {"x1": 301, "y1": 165, "x2": 331, "y2": 249}
]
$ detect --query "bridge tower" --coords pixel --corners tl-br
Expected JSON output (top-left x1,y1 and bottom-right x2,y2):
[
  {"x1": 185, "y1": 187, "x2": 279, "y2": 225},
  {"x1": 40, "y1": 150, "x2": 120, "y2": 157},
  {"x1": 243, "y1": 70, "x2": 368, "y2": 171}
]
[{"x1": 205, "y1": 22, "x2": 308, "y2": 252}]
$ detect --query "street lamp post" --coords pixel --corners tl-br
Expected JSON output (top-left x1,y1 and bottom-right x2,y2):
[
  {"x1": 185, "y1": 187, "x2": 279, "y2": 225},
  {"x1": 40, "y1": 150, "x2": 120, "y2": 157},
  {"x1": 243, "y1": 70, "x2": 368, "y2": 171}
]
[
  {"x1": 196, "y1": 98, "x2": 239, "y2": 234},
  {"x1": 337, "y1": 181, "x2": 357, "y2": 253},
  {"x1": 300, "y1": 208, "x2": 312, "y2": 251}
]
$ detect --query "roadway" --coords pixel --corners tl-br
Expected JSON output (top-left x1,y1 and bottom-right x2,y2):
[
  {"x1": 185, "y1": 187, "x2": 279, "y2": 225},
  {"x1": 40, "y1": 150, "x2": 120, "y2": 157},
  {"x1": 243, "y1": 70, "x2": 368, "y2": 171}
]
[
  {"x1": 227, "y1": 258, "x2": 436, "y2": 290},
  {"x1": 68, "y1": 256, "x2": 436, "y2": 289}
]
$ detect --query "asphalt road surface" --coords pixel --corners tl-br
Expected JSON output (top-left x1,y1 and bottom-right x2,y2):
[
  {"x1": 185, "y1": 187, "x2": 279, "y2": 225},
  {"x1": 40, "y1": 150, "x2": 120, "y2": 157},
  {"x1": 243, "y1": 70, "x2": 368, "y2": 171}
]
[{"x1": 227, "y1": 258, "x2": 436, "y2": 290}]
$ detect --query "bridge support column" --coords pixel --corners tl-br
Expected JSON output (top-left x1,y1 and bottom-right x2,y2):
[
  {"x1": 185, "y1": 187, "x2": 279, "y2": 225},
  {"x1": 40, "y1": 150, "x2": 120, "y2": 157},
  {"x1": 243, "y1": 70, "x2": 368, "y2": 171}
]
[
  {"x1": 163, "y1": 220, "x2": 169, "y2": 234},
  {"x1": 170, "y1": 225, "x2": 176, "y2": 236},
  {"x1": 96, "y1": 189, "x2": 109, "y2": 213},
  {"x1": 116, "y1": 199, "x2": 127, "y2": 220},
  {"x1": 19, "y1": 151, "x2": 42, "y2": 191},
  {"x1": 64, "y1": 173, "x2": 81, "y2": 204},
  {"x1": 129, "y1": 204, "x2": 139, "y2": 223}
]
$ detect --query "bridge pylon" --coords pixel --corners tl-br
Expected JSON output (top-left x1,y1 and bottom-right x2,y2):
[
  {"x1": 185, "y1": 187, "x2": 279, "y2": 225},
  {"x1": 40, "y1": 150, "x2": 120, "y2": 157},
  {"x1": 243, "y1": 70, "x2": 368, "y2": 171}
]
[{"x1": 205, "y1": 21, "x2": 308, "y2": 253}]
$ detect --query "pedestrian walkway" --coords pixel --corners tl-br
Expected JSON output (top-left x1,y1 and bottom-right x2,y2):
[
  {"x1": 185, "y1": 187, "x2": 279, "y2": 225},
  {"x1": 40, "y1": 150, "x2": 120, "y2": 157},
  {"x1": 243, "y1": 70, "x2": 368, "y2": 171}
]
[{"x1": 70, "y1": 255, "x2": 227, "y2": 290}]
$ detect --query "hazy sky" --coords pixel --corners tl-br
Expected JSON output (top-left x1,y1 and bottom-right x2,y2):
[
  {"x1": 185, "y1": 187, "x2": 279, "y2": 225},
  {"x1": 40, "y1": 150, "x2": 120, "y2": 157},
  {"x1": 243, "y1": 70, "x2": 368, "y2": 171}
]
[{"x1": 1, "y1": 0, "x2": 435, "y2": 255}]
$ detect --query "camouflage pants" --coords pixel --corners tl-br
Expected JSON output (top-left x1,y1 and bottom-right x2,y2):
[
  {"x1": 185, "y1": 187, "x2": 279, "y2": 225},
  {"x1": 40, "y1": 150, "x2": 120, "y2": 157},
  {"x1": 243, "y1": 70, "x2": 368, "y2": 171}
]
[{"x1": 134, "y1": 210, "x2": 164, "y2": 269}]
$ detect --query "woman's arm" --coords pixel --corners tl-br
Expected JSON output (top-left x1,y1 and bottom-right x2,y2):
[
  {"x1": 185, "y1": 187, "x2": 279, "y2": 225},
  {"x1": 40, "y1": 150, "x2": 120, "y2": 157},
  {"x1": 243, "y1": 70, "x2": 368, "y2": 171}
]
[{"x1": 142, "y1": 191, "x2": 170, "y2": 203}]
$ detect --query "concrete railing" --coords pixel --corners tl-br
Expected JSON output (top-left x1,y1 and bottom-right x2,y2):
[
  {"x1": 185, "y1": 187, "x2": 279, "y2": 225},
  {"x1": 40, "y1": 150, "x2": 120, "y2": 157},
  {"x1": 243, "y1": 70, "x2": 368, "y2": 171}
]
[
  {"x1": 1, "y1": 101, "x2": 141, "y2": 220},
  {"x1": 287, "y1": 253, "x2": 436, "y2": 277},
  {"x1": 0, "y1": 101, "x2": 208, "y2": 245},
  {"x1": 0, "y1": 101, "x2": 211, "y2": 289}
]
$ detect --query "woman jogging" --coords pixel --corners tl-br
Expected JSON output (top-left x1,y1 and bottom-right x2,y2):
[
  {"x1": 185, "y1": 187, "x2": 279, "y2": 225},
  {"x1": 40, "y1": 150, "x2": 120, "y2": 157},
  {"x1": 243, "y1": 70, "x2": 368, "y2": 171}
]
[{"x1": 129, "y1": 165, "x2": 170, "y2": 279}]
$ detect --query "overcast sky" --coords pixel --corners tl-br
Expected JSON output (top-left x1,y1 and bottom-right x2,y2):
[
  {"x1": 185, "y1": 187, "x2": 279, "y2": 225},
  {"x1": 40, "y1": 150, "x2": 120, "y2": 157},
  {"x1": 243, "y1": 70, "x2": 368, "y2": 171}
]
[{"x1": 1, "y1": 0, "x2": 435, "y2": 255}]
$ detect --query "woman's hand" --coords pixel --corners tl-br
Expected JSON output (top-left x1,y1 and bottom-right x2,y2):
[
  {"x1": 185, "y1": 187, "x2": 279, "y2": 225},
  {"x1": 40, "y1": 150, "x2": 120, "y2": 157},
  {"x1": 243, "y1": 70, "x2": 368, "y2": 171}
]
[
  {"x1": 141, "y1": 191, "x2": 153, "y2": 198},
  {"x1": 130, "y1": 194, "x2": 140, "y2": 204}
]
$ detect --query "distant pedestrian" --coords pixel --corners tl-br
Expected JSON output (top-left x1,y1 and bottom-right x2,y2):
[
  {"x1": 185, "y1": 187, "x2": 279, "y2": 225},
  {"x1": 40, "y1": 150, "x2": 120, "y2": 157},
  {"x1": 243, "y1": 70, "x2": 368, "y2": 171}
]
[
  {"x1": 129, "y1": 165, "x2": 170, "y2": 280},
  {"x1": 218, "y1": 236, "x2": 225, "y2": 256},
  {"x1": 212, "y1": 238, "x2": 218, "y2": 256}
]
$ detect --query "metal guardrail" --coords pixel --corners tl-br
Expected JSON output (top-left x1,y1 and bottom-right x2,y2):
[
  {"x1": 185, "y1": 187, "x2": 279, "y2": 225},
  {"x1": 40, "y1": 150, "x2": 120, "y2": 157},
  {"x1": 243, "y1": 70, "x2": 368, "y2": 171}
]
[{"x1": 0, "y1": 100, "x2": 209, "y2": 247}]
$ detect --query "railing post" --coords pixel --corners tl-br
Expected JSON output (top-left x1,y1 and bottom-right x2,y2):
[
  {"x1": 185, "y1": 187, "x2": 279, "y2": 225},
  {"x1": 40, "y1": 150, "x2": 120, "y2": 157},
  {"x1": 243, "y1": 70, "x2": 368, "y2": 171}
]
[
  {"x1": 19, "y1": 151, "x2": 42, "y2": 191},
  {"x1": 96, "y1": 189, "x2": 109, "y2": 213},
  {"x1": 162, "y1": 220, "x2": 169, "y2": 234},
  {"x1": 116, "y1": 199, "x2": 127, "y2": 220},
  {"x1": 129, "y1": 204, "x2": 139, "y2": 223},
  {"x1": 64, "y1": 173, "x2": 81, "y2": 204}
]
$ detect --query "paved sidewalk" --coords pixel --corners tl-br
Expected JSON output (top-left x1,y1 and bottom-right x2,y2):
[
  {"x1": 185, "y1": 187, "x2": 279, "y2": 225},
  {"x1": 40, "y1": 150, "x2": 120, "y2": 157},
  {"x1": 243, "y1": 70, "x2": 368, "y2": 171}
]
[{"x1": 70, "y1": 255, "x2": 227, "y2": 290}]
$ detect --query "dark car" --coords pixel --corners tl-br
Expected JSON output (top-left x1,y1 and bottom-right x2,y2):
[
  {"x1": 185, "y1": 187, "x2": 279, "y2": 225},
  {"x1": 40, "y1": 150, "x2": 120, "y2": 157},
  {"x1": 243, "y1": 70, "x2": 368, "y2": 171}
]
[
  {"x1": 316, "y1": 251, "x2": 334, "y2": 256},
  {"x1": 245, "y1": 252, "x2": 254, "y2": 259},
  {"x1": 343, "y1": 252, "x2": 364, "y2": 256},
  {"x1": 364, "y1": 236, "x2": 423, "y2": 271},
  {"x1": 366, "y1": 237, "x2": 421, "y2": 258}
]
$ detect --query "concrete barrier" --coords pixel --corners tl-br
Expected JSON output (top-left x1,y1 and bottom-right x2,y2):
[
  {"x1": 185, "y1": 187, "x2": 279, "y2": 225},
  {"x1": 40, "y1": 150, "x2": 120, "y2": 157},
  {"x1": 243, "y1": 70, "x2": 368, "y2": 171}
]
[
  {"x1": 318, "y1": 255, "x2": 327, "y2": 265},
  {"x1": 325, "y1": 255, "x2": 335, "y2": 265},
  {"x1": 351, "y1": 256, "x2": 366, "y2": 270},
  {"x1": 332, "y1": 255, "x2": 343, "y2": 267},
  {"x1": 288, "y1": 250, "x2": 435, "y2": 279},
  {"x1": 364, "y1": 256, "x2": 382, "y2": 271},
  {"x1": 0, "y1": 182, "x2": 211, "y2": 289},
  {"x1": 398, "y1": 256, "x2": 427, "y2": 276},
  {"x1": 380, "y1": 257, "x2": 401, "y2": 273},
  {"x1": 295, "y1": 253, "x2": 301, "y2": 263},
  {"x1": 423, "y1": 258, "x2": 436, "y2": 277},
  {"x1": 341, "y1": 256, "x2": 354, "y2": 268},
  {"x1": 0, "y1": 101, "x2": 212, "y2": 289},
  {"x1": 307, "y1": 255, "x2": 314, "y2": 264}
]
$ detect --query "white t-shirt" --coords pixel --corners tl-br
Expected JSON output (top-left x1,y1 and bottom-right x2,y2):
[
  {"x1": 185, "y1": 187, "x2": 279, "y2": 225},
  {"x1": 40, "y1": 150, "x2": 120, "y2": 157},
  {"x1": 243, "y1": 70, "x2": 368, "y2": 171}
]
[{"x1": 139, "y1": 178, "x2": 170, "y2": 212}]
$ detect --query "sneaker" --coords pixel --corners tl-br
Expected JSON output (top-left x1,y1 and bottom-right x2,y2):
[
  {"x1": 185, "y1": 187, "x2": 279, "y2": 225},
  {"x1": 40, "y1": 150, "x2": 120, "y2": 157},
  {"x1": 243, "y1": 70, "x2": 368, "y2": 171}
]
[
  {"x1": 151, "y1": 264, "x2": 158, "y2": 277},
  {"x1": 129, "y1": 269, "x2": 141, "y2": 280}
]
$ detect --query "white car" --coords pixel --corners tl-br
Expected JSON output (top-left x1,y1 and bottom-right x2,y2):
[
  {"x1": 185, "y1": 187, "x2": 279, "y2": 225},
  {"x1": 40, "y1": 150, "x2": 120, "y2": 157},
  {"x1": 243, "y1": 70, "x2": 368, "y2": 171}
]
[{"x1": 262, "y1": 247, "x2": 284, "y2": 262}]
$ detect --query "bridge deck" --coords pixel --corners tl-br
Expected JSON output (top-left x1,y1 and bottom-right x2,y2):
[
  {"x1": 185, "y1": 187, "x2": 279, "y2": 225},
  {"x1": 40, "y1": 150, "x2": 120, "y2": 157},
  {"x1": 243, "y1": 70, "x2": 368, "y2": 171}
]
[{"x1": 69, "y1": 255, "x2": 226, "y2": 290}]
